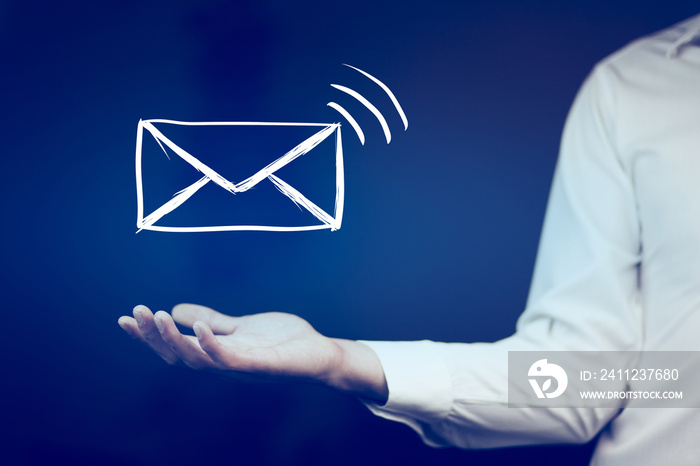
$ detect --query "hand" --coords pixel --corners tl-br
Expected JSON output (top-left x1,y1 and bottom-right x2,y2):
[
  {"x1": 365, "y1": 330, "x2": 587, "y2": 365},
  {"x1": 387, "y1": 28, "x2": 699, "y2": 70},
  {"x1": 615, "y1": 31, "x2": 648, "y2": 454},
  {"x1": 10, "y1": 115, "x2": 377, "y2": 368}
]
[{"x1": 118, "y1": 304, "x2": 388, "y2": 402}]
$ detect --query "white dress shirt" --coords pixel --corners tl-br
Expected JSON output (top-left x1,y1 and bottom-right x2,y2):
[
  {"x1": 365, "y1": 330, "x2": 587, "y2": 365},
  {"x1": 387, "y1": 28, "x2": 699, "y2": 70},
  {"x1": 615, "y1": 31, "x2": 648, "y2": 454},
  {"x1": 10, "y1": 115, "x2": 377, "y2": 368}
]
[{"x1": 361, "y1": 14, "x2": 700, "y2": 465}]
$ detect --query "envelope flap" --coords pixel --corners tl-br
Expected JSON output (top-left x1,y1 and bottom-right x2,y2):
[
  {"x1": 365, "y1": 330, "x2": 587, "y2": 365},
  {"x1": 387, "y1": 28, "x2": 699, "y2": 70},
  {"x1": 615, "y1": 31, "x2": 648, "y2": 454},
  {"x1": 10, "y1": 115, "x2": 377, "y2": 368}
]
[{"x1": 143, "y1": 121, "x2": 337, "y2": 191}]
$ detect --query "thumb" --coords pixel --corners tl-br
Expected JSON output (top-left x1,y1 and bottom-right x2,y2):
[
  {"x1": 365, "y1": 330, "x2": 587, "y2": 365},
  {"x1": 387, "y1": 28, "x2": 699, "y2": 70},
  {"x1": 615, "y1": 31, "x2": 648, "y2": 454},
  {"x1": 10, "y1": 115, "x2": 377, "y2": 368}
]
[
  {"x1": 172, "y1": 303, "x2": 238, "y2": 334},
  {"x1": 193, "y1": 321, "x2": 255, "y2": 372}
]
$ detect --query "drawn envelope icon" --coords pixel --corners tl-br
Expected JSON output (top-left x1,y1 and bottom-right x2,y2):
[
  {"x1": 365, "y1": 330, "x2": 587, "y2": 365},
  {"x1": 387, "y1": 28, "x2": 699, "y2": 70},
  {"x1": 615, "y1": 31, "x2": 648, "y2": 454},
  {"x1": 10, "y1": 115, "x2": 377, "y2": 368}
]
[{"x1": 135, "y1": 119, "x2": 345, "y2": 232}]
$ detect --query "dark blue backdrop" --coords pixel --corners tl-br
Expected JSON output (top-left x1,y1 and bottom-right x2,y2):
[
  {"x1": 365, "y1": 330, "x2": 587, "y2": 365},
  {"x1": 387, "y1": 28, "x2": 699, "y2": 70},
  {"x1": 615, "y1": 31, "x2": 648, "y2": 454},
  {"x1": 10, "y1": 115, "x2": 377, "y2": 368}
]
[{"x1": 2, "y1": 1, "x2": 697, "y2": 464}]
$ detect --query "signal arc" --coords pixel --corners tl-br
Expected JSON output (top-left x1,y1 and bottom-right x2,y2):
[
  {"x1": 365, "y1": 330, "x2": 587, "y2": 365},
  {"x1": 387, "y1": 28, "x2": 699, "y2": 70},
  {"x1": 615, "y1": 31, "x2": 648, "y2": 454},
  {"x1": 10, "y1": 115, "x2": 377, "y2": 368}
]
[
  {"x1": 343, "y1": 64, "x2": 408, "y2": 130},
  {"x1": 327, "y1": 102, "x2": 365, "y2": 145},
  {"x1": 330, "y1": 84, "x2": 392, "y2": 143}
]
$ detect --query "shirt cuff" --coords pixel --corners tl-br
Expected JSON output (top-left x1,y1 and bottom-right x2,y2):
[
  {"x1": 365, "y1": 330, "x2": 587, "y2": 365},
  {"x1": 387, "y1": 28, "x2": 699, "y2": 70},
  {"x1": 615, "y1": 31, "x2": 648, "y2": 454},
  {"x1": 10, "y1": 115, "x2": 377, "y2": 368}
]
[{"x1": 358, "y1": 340, "x2": 453, "y2": 425}]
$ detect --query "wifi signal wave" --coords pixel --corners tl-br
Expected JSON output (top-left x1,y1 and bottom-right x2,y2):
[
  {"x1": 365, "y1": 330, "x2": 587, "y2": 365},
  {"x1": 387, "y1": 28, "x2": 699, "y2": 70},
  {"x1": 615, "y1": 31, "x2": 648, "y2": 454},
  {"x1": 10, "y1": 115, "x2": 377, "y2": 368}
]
[{"x1": 327, "y1": 64, "x2": 408, "y2": 145}]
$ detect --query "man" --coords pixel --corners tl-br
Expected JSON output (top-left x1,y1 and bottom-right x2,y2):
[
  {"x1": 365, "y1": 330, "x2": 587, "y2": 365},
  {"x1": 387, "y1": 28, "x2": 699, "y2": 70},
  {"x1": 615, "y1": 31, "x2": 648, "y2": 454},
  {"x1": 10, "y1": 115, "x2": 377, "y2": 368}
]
[{"x1": 120, "y1": 14, "x2": 700, "y2": 465}]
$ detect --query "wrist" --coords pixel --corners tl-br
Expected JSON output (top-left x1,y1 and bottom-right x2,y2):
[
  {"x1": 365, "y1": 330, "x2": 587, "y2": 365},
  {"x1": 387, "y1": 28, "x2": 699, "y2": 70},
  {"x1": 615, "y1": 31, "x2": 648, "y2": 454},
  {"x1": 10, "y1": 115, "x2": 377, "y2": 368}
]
[{"x1": 324, "y1": 338, "x2": 388, "y2": 404}]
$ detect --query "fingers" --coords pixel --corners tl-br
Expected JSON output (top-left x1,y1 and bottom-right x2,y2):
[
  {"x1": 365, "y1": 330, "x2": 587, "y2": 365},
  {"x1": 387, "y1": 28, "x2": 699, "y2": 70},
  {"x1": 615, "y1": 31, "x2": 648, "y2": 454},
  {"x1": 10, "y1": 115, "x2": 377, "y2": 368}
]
[
  {"x1": 118, "y1": 316, "x2": 147, "y2": 344},
  {"x1": 120, "y1": 305, "x2": 243, "y2": 373},
  {"x1": 154, "y1": 311, "x2": 216, "y2": 370},
  {"x1": 171, "y1": 303, "x2": 238, "y2": 334},
  {"x1": 131, "y1": 305, "x2": 179, "y2": 365}
]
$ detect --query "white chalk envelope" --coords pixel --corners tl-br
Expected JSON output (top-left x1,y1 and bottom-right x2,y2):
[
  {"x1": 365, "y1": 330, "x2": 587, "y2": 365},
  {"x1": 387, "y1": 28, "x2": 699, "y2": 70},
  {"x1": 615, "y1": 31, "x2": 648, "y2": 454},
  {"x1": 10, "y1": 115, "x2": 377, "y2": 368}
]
[{"x1": 135, "y1": 119, "x2": 344, "y2": 232}]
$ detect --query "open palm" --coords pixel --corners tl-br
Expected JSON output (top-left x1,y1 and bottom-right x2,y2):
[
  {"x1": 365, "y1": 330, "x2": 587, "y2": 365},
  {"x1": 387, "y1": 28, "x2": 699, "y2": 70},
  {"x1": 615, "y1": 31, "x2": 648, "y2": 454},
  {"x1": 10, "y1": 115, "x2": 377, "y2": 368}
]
[{"x1": 119, "y1": 304, "x2": 343, "y2": 383}]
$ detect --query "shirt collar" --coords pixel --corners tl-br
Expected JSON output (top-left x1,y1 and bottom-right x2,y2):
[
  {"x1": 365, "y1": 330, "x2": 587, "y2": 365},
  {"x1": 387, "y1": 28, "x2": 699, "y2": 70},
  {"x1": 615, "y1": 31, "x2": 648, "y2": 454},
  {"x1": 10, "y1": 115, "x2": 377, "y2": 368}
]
[{"x1": 666, "y1": 14, "x2": 700, "y2": 58}]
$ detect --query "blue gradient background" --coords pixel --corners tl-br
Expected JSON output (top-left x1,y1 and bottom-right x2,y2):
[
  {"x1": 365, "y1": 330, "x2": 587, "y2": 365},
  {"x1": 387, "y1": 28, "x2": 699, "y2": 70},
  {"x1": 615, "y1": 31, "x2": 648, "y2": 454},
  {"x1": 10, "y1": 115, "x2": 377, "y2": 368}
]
[{"x1": 2, "y1": 1, "x2": 696, "y2": 464}]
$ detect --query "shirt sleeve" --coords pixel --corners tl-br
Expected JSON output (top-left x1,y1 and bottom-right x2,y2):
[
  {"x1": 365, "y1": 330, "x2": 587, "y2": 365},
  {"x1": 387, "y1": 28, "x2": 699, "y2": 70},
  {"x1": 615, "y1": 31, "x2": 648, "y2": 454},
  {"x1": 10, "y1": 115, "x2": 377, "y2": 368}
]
[{"x1": 359, "y1": 61, "x2": 644, "y2": 449}]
